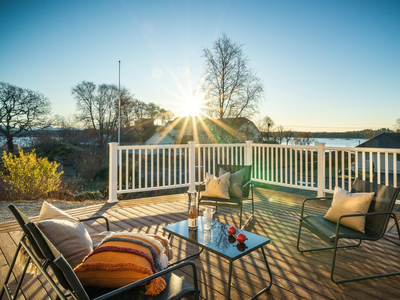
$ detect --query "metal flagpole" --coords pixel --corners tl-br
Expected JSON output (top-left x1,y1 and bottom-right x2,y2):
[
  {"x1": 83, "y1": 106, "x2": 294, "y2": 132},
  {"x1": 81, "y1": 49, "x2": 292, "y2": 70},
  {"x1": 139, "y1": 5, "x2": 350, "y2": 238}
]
[{"x1": 118, "y1": 60, "x2": 121, "y2": 145}]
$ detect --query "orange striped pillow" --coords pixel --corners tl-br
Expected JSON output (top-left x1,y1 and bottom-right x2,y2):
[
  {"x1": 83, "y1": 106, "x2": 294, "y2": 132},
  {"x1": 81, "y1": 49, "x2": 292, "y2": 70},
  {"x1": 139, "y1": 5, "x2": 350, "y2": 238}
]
[{"x1": 74, "y1": 234, "x2": 167, "y2": 296}]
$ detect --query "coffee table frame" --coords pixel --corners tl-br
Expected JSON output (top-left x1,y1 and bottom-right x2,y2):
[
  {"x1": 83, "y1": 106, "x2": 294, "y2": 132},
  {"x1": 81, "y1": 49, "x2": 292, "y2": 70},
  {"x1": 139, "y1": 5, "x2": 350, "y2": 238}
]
[{"x1": 163, "y1": 218, "x2": 273, "y2": 299}]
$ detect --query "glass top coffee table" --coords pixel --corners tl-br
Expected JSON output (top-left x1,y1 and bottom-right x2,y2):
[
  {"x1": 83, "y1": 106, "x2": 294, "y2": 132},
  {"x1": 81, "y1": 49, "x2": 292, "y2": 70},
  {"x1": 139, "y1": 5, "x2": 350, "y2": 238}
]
[{"x1": 163, "y1": 217, "x2": 273, "y2": 299}]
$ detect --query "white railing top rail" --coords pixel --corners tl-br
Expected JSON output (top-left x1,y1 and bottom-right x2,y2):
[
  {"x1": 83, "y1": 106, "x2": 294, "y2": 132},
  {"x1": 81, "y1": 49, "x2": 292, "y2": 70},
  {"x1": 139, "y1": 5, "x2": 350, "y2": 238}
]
[
  {"x1": 117, "y1": 144, "x2": 190, "y2": 150},
  {"x1": 116, "y1": 142, "x2": 249, "y2": 150},
  {"x1": 196, "y1": 143, "x2": 248, "y2": 147},
  {"x1": 252, "y1": 143, "x2": 317, "y2": 150},
  {"x1": 252, "y1": 143, "x2": 400, "y2": 153},
  {"x1": 324, "y1": 146, "x2": 400, "y2": 153}
]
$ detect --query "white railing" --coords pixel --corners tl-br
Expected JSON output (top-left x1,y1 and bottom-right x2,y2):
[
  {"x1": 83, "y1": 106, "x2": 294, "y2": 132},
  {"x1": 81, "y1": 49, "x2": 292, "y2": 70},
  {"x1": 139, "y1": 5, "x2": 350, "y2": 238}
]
[{"x1": 108, "y1": 141, "x2": 400, "y2": 203}]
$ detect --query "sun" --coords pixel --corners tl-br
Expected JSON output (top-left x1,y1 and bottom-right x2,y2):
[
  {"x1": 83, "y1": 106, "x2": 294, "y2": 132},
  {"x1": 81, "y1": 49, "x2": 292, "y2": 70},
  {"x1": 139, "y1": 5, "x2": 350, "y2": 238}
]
[{"x1": 182, "y1": 97, "x2": 204, "y2": 117}]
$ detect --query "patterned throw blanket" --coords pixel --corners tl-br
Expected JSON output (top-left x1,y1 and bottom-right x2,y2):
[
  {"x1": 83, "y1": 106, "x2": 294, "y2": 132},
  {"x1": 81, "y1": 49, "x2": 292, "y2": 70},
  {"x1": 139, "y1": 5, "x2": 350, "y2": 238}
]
[{"x1": 74, "y1": 232, "x2": 170, "y2": 296}]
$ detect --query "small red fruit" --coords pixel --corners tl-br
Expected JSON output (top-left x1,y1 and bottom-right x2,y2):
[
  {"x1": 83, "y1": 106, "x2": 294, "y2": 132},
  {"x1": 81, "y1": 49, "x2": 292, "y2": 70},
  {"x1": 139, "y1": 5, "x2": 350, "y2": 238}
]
[
  {"x1": 236, "y1": 233, "x2": 248, "y2": 244},
  {"x1": 228, "y1": 226, "x2": 237, "y2": 235}
]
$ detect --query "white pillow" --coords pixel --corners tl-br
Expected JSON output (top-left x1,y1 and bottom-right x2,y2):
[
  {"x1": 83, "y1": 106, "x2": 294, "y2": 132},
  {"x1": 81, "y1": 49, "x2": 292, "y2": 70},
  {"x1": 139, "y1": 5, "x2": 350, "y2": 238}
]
[
  {"x1": 324, "y1": 186, "x2": 374, "y2": 233},
  {"x1": 37, "y1": 202, "x2": 93, "y2": 268},
  {"x1": 38, "y1": 201, "x2": 78, "y2": 223},
  {"x1": 202, "y1": 172, "x2": 230, "y2": 199}
]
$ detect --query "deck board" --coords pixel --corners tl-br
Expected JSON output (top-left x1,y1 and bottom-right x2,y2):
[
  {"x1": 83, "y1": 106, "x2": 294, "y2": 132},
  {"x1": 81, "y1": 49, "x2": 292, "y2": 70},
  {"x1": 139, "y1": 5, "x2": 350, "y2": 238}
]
[{"x1": 1, "y1": 187, "x2": 400, "y2": 299}]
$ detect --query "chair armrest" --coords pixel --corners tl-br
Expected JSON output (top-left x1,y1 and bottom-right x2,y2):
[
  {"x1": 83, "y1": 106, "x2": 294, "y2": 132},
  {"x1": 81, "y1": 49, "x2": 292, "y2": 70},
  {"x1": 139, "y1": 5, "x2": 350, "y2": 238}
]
[
  {"x1": 197, "y1": 181, "x2": 206, "y2": 197},
  {"x1": 242, "y1": 180, "x2": 251, "y2": 189},
  {"x1": 93, "y1": 260, "x2": 199, "y2": 300},
  {"x1": 79, "y1": 216, "x2": 110, "y2": 231},
  {"x1": 335, "y1": 211, "x2": 397, "y2": 237},
  {"x1": 337, "y1": 211, "x2": 395, "y2": 222},
  {"x1": 300, "y1": 197, "x2": 333, "y2": 219}
]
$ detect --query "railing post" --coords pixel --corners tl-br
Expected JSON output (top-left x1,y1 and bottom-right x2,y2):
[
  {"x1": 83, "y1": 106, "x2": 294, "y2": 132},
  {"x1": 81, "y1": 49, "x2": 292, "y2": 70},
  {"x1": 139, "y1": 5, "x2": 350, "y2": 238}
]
[
  {"x1": 317, "y1": 143, "x2": 326, "y2": 197},
  {"x1": 188, "y1": 141, "x2": 196, "y2": 195},
  {"x1": 108, "y1": 142, "x2": 119, "y2": 203},
  {"x1": 245, "y1": 140, "x2": 253, "y2": 166}
]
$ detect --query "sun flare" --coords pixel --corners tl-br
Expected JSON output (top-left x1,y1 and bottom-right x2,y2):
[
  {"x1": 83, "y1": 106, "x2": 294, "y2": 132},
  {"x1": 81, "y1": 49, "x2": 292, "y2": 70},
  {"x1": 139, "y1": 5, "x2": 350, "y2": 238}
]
[{"x1": 182, "y1": 97, "x2": 204, "y2": 117}]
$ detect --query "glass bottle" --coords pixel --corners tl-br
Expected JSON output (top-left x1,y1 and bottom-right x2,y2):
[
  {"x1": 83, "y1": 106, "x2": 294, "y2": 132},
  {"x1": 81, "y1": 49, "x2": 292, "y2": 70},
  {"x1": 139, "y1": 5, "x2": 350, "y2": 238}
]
[{"x1": 188, "y1": 193, "x2": 198, "y2": 230}]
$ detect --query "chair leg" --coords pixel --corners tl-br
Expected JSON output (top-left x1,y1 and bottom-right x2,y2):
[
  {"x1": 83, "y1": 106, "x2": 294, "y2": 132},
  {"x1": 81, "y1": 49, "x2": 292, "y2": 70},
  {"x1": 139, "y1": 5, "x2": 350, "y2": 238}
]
[
  {"x1": 252, "y1": 188, "x2": 255, "y2": 216},
  {"x1": 383, "y1": 213, "x2": 400, "y2": 246},
  {"x1": 241, "y1": 187, "x2": 255, "y2": 229},
  {"x1": 0, "y1": 240, "x2": 28, "y2": 300},
  {"x1": 239, "y1": 203, "x2": 243, "y2": 228},
  {"x1": 331, "y1": 236, "x2": 400, "y2": 283}
]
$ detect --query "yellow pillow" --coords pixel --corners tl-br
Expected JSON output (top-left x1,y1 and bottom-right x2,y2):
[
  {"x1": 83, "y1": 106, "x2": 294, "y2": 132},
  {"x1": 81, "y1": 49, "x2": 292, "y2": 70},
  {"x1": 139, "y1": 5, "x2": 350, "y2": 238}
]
[
  {"x1": 324, "y1": 186, "x2": 374, "y2": 233},
  {"x1": 202, "y1": 172, "x2": 230, "y2": 199}
]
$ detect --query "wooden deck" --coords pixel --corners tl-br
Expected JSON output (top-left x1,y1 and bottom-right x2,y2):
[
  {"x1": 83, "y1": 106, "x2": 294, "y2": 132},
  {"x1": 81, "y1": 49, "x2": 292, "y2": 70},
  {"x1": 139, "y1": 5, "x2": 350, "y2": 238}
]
[{"x1": 1, "y1": 187, "x2": 400, "y2": 300}]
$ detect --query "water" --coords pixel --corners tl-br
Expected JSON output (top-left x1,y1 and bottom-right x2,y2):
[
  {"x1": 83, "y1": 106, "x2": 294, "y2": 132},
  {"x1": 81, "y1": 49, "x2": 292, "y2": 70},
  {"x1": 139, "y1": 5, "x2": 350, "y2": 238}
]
[
  {"x1": 287, "y1": 137, "x2": 367, "y2": 147},
  {"x1": 0, "y1": 137, "x2": 35, "y2": 149},
  {"x1": 313, "y1": 138, "x2": 367, "y2": 147}
]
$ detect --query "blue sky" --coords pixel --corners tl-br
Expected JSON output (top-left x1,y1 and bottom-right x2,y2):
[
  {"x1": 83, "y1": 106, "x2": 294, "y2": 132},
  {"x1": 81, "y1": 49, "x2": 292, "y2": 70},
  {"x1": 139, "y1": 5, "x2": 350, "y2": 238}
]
[{"x1": 1, "y1": 0, "x2": 399, "y2": 132}]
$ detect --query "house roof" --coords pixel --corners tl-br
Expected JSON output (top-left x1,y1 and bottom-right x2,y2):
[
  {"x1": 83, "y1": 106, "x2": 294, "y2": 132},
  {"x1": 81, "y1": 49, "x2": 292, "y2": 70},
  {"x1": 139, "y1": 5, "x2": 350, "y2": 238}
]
[
  {"x1": 357, "y1": 133, "x2": 400, "y2": 149},
  {"x1": 167, "y1": 116, "x2": 201, "y2": 130},
  {"x1": 216, "y1": 117, "x2": 258, "y2": 132},
  {"x1": 167, "y1": 116, "x2": 258, "y2": 132}
]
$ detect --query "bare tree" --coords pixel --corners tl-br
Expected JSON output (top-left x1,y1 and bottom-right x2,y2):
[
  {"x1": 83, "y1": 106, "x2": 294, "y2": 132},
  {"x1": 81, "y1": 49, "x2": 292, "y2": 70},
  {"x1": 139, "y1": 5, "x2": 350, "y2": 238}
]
[
  {"x1": 294, "y1": 132, "x2": 315, "y2": 145},
  {"x1": 201, "y1": 34, "x2": 264, "y2": 119},
  {"x1": 119, "y1": 89, "x2": 136, "y2": 129},
  {"x1": 55, "y1": 115, "x2": 82, "y2": 144},
  {"x1": 145, "y1": 102, "x2": 161, "y2": 120},
  {"x1": 394, "y1": 118, "x2": 400, "y2": 132},
  {"x1": 72, "y1": 81, "x2": 122, "y2": 147},
  {"x1": 132, "y1": 99, "x2": 147, "y2": 120},
  {"x1": 0, "y1": 82, "x2": 51, "y2": 152},
  {"x1": 275, "y1": 125, "x2": 285, "y2": 144},
  {"x1": 256, "y1": 116, "x2": 276, "y2": 143},
  {"x1": 283, "y1": 129, "x2": 295, "y2": 145},
  {"x1": 159, "y1": 108, "x2": 175, "y2": 125}
]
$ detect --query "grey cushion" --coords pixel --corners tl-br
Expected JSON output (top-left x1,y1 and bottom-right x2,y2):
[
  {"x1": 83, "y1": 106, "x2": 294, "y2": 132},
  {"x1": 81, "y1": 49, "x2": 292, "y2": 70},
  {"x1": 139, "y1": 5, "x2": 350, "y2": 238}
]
[
  {"x1": 302, "y1": 215, "x2": 367, "y2": 243},
  {"x1": 220, "y1": 168, "x2": 245, "y2": 198}
]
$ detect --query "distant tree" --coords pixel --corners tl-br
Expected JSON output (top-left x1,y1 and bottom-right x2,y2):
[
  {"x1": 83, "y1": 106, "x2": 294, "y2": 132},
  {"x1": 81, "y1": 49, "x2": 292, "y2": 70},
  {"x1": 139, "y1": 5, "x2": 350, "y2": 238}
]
[
  {"x1": 274, "y1": 126, "x2": 286, "y2": 144},
  {"x1": 145, "y1": 102, "x2": 161, "y2": 120},
  {"x1": 72, "y1": 81, "x2": 130, "y2": 147},
  {"x1": 158, "y1": 108, "x2": 175, "y2": 125},
  {"x1": 294, "y1": 132, "x2": 315, "y2": 145},
  {"x1": 394, "y1": 118, "x2": 400, "y2": 132},
  {"x1": 257, "y1": 116, "x2": 275, "y2": 142},
  {"x1": 283, "y1": 129, "x2": 295, "y2": 145},
  {"x1": 362, "y1": 129, "x2": 375, "y2": 140},
  {"x1": 0, "y1": 82, "x2": 51, "y2": 152},
  {"x1": 119, "y1": 89, "x2": 136, "y2": 129},
  {"x1": 132, "y1": 99, "x2": 147, "y2": 120},
  {"x1": 201, "y1": 34, "x2": 264, "y2": 119},
  {"x1": 55, "y1": 115, "x2": 82, "y2": 144}
]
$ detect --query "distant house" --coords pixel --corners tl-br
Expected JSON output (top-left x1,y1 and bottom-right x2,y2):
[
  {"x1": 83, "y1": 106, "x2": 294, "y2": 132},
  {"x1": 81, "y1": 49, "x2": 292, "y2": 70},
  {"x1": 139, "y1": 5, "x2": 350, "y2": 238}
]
[
  {"x1": 145, "y1": 126, "x2": 175, "y2": 145},
  {"x1": 356, "y1": 133, "x2": 400, "y2": 173},
  {"x1": 214, "y1": 117, "x2": 260, "y2": 142},
  {"x1": 357, "y1": 133, "x2": 400, "y2": 149},
  {"x1": 145, "y1": 116, "x2": 260, "y2": 144},
  {"x1": 135, "y1": 118, "x2": 157, "y2": 143}
]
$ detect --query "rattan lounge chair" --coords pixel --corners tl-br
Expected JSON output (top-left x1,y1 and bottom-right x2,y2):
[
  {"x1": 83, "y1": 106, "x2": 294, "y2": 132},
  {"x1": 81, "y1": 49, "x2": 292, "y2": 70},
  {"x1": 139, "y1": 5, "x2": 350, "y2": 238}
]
[{"x1": 297, "y1": 179, "x2": 400, "y2": 283}]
